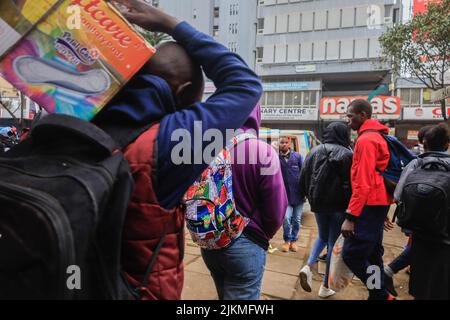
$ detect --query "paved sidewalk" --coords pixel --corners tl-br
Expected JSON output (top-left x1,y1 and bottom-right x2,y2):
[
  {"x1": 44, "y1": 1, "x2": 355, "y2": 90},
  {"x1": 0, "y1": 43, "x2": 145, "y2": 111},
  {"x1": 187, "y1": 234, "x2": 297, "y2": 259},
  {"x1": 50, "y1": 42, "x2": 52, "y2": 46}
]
[{"x1": 182, "y1": 207, "x2": 413, "y2": 300}]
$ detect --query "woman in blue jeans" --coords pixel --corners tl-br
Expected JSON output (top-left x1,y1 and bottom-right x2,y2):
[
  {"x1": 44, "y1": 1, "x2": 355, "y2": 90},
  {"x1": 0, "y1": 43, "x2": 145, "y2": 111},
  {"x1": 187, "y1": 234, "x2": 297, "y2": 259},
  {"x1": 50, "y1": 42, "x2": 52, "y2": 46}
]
[
  {"x1": 298, "y1": 122, "x2": 353, "y2": 298},
  {"x1": 200, "y1": 107, "x2": 288, "y2": 300}
]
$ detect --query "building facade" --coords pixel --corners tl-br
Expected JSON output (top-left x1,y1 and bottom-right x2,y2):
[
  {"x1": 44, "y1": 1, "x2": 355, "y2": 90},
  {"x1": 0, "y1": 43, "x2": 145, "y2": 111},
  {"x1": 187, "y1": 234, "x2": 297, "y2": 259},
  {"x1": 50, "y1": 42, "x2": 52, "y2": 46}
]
[
  {"x1": 256, "y1": 0, "x2": 402, "y2": 133},
  {"x1": 155, "y1": 0, "x2": 258, "y2": 68}
]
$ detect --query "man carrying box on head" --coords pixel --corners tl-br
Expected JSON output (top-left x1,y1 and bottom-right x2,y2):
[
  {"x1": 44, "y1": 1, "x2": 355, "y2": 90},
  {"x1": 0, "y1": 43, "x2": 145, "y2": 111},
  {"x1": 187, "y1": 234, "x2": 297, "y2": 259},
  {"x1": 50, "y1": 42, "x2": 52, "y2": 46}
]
[{"x1": 93, "y1": 0, "x2": 262, "y2": 300}]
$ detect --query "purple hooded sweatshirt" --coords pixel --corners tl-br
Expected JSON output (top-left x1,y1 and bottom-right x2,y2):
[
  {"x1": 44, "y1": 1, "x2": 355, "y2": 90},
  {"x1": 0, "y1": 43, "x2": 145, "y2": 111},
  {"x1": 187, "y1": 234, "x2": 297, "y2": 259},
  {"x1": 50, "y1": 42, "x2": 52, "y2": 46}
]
[{"x1": 231, "y1": 105, "x2": 288, "y2": 250}]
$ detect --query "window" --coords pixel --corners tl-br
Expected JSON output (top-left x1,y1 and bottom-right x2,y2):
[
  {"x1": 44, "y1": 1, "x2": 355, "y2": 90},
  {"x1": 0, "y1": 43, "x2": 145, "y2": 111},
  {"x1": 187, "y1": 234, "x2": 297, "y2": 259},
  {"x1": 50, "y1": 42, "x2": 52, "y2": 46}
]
[
  {"x1": 257, "y1": 18, "x2": 265, "y2": 33},
  {"x1": 400, "y1": 88, "x2": 421, "y2": 107},
  {"x1": 285, "y1": 92, "x2": 302, "y2": 106},
  {"x1": 257, "y1": 47, "x2": 263, "y2": 59},
  {"x1": 287, "y1": 43, "x2": 299, "y2": 62},
  {"x1": 275, "y1": 44, "x2": 287, "y2": 63},
  {"x1": 355, "y1": 7, "x2": 367, "y2": 27},
  {"x1": 256, "y1": 47, "x2": 264, "y2": 62},
  {"x1": 393, "y1": 8, "x2": 400, "y2": 24},
  {"x1": 213, "y1": 26, "x2": 219, "y2": 37},
  {"x1": 314, "y1": 11, "x2": 326, "y2": 30},
  {"x1": 266, "y1": 92, "x2": 284, "y2": 106},
  {"x1": 301, "y1": 12, "x2": 313, "y2": 31},
  {"x1": 264, "y1": 16, "x2": 276, "y2": 34},
  {"x1": 263, "y1": 44, "x2": 275, "y2": 63},
  {"x1": 300, "y1": 42, "x2": 313, "y2": 62},
  {"x1": 423, "y1": 88, "x2": 433, "y2": 105},
  {"x1": 327, "y1": 40, "x2": 340, "y2": 60},
  {"x1": 340, "y1": 39, "x2": 354, "y2": 59},
  {"x1": 288, "y1": 13, "x2": 300, "y2": 32},
  {"x1": 341, "y1": 7, "x2": 354, "y2": 28},
  {"x1": 313, "y1": 41, "x2": 326, "y2": 61},
  {"x1": 410, "y1": 89, "x2": 421, "y2": 107},
  {"x1": 276, "y1": 14, "x2": 288, "y2": 33},
  {"x1": 354, "y1": 39, "x2": 369, "y2": 59},
  {"x1": 327, "y1": 9, "x2": 341, "y2": 29},
  {"x1": 214, "y1": 7, "x2": 220, "y2": 18}
]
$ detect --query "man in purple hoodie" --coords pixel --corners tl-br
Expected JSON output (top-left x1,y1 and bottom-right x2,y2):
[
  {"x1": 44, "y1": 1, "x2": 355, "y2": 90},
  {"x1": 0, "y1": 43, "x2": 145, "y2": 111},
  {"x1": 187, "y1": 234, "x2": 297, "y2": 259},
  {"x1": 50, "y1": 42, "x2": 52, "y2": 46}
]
[{"x1": 201, "y1": 105, "x2": 288, "y2": 300}]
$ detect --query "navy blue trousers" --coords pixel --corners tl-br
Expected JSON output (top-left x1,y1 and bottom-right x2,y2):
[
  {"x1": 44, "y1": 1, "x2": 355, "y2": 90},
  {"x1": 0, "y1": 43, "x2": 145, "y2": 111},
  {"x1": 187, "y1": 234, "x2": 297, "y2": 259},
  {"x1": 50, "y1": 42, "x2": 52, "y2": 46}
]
[{"x1": 343, "y1": 206, "x2": 390, "y2": 300}]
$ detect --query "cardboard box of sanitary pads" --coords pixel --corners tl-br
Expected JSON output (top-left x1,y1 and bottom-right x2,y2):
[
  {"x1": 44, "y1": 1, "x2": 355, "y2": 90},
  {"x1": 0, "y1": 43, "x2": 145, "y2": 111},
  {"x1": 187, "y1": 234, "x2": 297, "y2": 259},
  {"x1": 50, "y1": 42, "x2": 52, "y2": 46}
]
[{"x1": 0, "y1": 0, "x2": 155, "y2": 120}]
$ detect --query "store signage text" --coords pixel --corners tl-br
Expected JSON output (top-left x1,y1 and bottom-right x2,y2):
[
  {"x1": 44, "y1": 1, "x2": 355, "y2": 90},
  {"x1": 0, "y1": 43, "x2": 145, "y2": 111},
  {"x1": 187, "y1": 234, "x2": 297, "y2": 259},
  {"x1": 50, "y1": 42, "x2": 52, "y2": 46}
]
[{"x1": 320, "y1": 96, "x2": 401, "y2": 120}]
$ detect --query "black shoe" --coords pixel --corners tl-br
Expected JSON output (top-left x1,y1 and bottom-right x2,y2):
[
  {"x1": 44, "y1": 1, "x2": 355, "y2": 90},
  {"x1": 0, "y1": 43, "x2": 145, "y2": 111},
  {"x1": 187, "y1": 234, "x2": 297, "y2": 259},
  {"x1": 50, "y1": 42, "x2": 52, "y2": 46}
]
[
  {"x1": 318, "y1": 253, "x2": 327, "y2": 262},
  {"x1": 384, "y1": 272, "x2": 398, "y2": 297}
]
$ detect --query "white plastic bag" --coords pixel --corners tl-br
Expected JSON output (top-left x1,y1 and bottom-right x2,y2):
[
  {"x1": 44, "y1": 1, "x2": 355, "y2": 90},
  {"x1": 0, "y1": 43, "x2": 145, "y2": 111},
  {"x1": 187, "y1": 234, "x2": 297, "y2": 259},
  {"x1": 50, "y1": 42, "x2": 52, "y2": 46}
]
[{"x1": 328, "y1": 235, "x2": 354, "y2": 292}]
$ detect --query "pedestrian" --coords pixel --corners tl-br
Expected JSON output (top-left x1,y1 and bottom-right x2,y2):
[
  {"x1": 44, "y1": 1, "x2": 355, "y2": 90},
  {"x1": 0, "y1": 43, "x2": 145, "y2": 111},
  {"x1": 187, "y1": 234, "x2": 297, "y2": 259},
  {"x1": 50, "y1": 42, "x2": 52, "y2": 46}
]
[
  {"x1": 384, "y1": 125, "x2": 434, "y2": 297},
  {"x1": 341, "y1": 99, "x2": 394, "y2": 300},
  {"x1": 93, "y1": 0, "x2": 262, "y2": 300},
  {"x1": 394, "y1": 124, "x2": 450, "y2": 300},
  {"x1": 198, "y1": 106, "x2": 287, "y2": 300},
  {"x1": 298, "y1": 122, "x2": 353, "y2": 298},
  {"x1": 279, "y1": 136, "x2": 304, "y2": 252}
]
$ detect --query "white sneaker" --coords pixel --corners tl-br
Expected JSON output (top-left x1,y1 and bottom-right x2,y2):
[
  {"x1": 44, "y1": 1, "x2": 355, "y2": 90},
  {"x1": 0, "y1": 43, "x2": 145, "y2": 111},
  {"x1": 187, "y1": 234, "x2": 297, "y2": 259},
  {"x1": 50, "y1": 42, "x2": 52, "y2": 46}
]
[
  {"x1": 318, "y1": 284, "x2": 336, "y2": 299},
  {"x1": 299, "y1": 265, "x2": 313, "y2": 292}
]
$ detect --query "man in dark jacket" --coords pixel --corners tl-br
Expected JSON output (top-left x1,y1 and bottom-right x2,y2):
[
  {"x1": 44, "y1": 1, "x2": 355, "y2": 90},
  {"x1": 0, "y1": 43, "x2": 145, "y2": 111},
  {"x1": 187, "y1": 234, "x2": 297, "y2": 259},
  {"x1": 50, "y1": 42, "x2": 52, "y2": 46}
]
[
  {"x1": 298, "y1": 122, "x2": 353, "y2": 298},
  {"x1": 279, "y1": 136, "x2": 304, "y2": 252}
]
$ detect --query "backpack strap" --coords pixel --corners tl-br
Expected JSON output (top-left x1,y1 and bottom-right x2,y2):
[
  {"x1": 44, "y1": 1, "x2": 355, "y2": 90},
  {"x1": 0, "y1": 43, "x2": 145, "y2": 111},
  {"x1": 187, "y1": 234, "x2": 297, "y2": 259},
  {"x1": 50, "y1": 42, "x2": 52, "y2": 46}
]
[
  {"x1": 226, "y1": 132, "x2": 258, "y2": 151},
  {"x1": 134, "y1": 222, "x2": 170, "y2": 299}
]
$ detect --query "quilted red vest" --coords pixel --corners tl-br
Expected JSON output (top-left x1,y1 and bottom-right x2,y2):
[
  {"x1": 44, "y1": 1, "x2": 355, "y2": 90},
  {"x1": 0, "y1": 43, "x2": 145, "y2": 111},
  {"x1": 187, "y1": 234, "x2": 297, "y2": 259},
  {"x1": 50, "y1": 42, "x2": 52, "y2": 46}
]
[{"x1": 121, "y1": 124, "x2": 185, "y2": 300}]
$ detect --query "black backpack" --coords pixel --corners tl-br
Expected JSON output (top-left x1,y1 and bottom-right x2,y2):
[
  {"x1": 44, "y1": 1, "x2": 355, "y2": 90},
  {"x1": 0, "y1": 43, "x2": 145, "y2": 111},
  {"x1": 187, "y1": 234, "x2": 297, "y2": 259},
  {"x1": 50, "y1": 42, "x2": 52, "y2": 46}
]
[
  {"x1": 0, "y1": 114, "x2": 137, "y2": 299},
  {"x1": 397, "y1": 156, "x2": 450, "y2": 244}
]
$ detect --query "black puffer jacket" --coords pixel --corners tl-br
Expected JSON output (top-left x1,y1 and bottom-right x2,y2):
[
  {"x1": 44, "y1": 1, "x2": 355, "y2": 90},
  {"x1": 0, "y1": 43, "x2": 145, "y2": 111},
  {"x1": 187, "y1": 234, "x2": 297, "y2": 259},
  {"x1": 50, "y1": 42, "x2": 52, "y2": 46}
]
[{"x1": 299, "y1": 122, "x2": 353, "y2": 213}]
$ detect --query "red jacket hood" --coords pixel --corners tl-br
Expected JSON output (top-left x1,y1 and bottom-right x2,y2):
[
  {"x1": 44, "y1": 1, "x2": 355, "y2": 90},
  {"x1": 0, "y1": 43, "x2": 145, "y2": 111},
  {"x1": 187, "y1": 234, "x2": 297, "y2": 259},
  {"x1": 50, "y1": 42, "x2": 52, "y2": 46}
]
[{"x1": 358, "y1": 119, "x2": 390, "y2": 135}]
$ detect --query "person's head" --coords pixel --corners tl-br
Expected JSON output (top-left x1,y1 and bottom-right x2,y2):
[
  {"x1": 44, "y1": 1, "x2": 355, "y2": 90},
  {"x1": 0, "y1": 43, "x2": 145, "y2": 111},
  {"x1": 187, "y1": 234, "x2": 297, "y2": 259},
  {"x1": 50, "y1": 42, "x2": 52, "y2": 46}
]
[
  {"x1": 279, "y1": 136, "x2": 291, "y2": 153},
  {"x1": 323, "y1": 122, "x2": 351, "y2": 148},
  {"x1": 141, "y1": 41, "x2": 204, "y2": 110},
  {"x1": 423, "y1": 124, "x2": 450, "y2": 152},
  {"x1": 347, "y1": 99, "x2": 373, "y2": 131},
  {"x1": 418, "y1": 125, "x2": 434, "y2": 145}
]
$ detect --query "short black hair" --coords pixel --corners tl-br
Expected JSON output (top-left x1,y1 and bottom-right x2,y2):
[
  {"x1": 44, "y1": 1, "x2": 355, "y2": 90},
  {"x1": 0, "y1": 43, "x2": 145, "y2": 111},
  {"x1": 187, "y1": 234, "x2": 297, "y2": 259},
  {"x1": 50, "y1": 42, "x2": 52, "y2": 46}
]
[
  {"x1": 424, "y1": 124, "x2": 450, "y2": 151},
  {"x1": 348, "y1": 99, "x2": 373, "y2": 118},
  {"x1": 418, "y1": 125, "x2": 434, "y2": 144}
]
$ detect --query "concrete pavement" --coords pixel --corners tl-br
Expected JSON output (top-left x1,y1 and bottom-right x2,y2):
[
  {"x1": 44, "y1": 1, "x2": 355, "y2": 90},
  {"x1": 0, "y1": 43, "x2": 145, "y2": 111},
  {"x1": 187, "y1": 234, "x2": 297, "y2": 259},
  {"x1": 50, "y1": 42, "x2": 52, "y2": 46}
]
[{"x1": 182, "y1": 208, "x2": 413, "y2": 300}]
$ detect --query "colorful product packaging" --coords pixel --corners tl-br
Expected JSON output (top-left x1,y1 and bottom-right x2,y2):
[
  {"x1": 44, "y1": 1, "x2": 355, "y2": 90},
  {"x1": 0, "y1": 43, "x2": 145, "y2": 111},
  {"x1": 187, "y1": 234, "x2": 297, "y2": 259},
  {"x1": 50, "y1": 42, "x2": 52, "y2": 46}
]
[{"x1": 0, "y1": 0, "x2": 155, "y2": 120}]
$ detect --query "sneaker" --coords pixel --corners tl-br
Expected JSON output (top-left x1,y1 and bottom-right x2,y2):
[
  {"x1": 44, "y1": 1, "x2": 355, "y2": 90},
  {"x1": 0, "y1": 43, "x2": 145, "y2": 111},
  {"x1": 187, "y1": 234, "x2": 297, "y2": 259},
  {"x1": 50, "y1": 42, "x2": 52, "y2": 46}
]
[
  {"x1": 268, "y1": 244, "x2": 278, "y2": 254},
  {"x1": 384, "y1": 272, "x2": 398, "y2": 297},
  {"x1": 299, "y1": 265, "x2": 313, "y2": 292},
  {"x1": 318, "y1": 253, "x2": 327, "y2": 262},
  {"x1": 318, "y1": 284, "x2": 336, "y2": 299},
  {"x1": 281, "y1": 242, "x2": 290, "y2": 252},
  {"x1": 289, "y1": 242, "x2": 298, "y2": 252}
]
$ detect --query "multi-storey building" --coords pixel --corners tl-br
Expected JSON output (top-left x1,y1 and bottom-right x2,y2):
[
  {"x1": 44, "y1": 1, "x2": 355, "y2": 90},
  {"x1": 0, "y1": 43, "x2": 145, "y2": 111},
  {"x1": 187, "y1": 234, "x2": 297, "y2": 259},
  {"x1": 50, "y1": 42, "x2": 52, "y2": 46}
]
[
  {"x1": 156, "y1": 0, "x2": 258, "y2": 69},
  {"x1": 256, "y1": 0, "x2": 402, "y2": 133}
]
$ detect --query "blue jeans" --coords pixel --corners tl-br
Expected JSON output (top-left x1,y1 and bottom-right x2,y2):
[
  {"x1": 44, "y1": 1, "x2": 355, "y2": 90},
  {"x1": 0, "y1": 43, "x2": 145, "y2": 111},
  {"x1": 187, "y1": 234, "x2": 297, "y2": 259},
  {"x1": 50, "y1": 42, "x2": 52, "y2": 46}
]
[
  {"x1": 343, "y1": 206, "x2": 390, "y2": 300},
  {"x1": 201, "y1": 235, "x2": 266, "y2": 300},
  {"x1": 388, "y1": 244, "x2": 411, "y2": 274},
  {"x1": 307, "y1": 212, "x2": 346, "y2": 285},
  {"x1": 283, "y1": 204, "x2": 303, "y2": 242}
]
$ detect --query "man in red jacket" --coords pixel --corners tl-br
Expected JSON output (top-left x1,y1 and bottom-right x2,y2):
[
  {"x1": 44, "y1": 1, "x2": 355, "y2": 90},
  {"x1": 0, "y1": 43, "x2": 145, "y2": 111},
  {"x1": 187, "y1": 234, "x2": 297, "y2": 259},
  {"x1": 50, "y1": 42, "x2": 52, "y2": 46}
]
[{"x1": 341, "y1": 99, "x2": 393, "y2": 300}]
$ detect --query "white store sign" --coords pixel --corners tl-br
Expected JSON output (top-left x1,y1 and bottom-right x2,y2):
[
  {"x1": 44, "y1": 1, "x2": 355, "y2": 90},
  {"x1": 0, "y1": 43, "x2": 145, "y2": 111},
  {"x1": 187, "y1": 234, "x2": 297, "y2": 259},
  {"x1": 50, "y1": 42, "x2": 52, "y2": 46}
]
[
  {"x1": 261, "y1": 106, "x2": 318, "y2": 121},
  {"x1": 403, "y1": 106, "x2": 450, "y2": 121}
]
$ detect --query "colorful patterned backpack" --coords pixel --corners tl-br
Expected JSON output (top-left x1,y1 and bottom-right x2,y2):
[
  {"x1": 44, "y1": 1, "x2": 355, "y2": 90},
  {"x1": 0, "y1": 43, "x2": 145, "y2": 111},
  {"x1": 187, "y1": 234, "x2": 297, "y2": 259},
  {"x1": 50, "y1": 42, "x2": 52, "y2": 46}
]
[{"x1": 183, "y1": 133, "x2": 256, "y2": 250}]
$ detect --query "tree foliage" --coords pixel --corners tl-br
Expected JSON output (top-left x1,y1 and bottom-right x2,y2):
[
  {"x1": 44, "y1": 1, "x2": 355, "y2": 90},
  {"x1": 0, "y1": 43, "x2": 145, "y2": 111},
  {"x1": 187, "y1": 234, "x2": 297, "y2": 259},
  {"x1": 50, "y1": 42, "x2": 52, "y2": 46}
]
[
  {"x1": 379, "y1": 0, "x2": 450, "y2": 90},
  {"x1": 139, "y1": 30, "x2": 171, "y2": 47}
]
